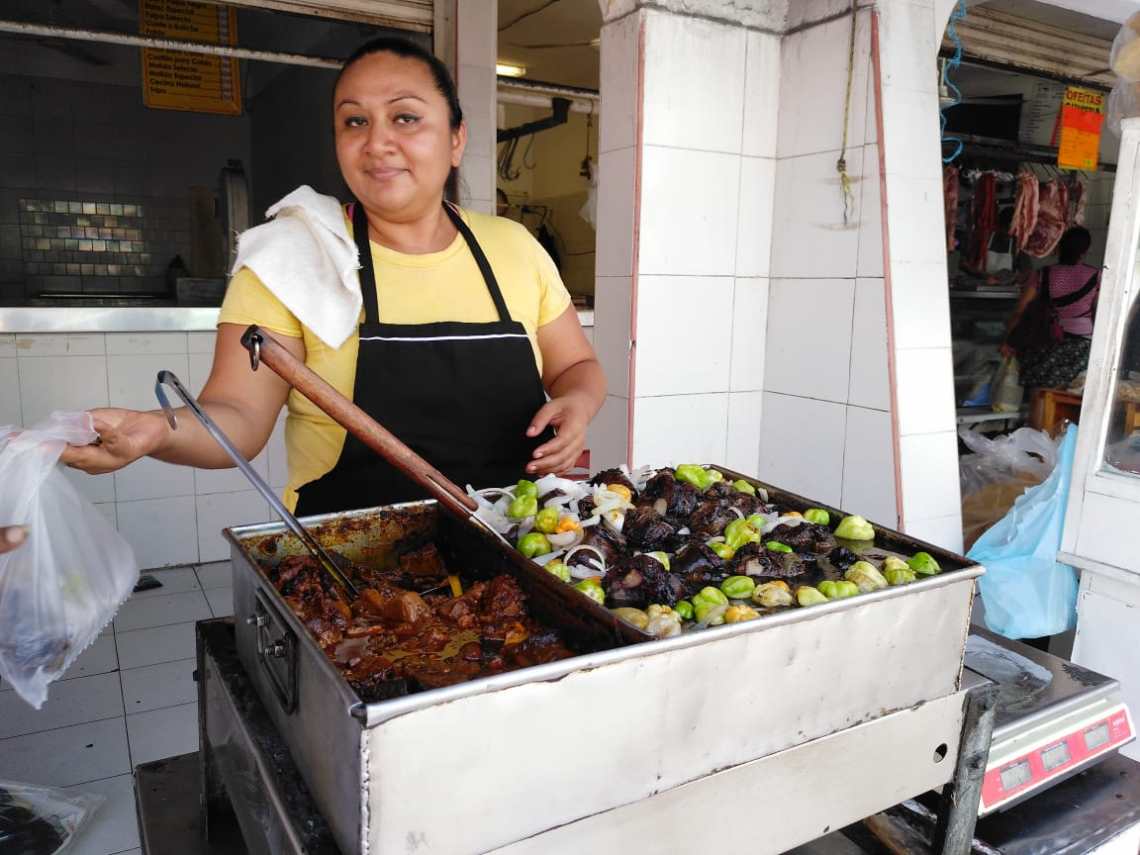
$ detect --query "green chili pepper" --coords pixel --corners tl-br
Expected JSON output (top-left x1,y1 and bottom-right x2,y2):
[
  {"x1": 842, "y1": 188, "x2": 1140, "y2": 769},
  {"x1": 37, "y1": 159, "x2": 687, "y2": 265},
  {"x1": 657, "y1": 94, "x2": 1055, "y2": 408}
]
[
  {"x1": 882, "y1": 556, "x2": 910, "y2": 574},
  {"x1": 708, "y1": 541, "x2": 736, "y2": 560},
  {"x1": 534, "y1": 507, "x2": 560, "y2": 534},
  {"x1": 845, "y1": 561, "x2": 889, "y2": 593},
  {"x1": 507, "y1": 494, "x2": 538, "y2": 520},
  {"x1": 835, "y1": 515, "x2": 875, "y2": 541},
  {"x1": 766, "y1": 541, "x2": 793, "y2": 554},
  {"x1": 796, "y1": 586, "x2": 828, "y2": 607},
  {"x1": 704, "y1": 469, "x2": 724, "y2": 487},
  {"x1": 517, "y1": 532, "x2": 551, "y2": 559},
  {"x1": 544, "y1": 560, "x2": 571, "y2": 583},
  {"x1": 724, "y1": 519, "x2": 761, "y2": 551},
  {"x1": 674, "y1": 600, "x2": 694, "y2": 620},
  {"x1": 907, "y1": 551, "x2": 941, "y2": 576},
  {"x1": 818, "y1": 580, "x2": 859, "y2": 600},
  {"x1": 733, "y1": 479, "x2": 757, "y2": 496},
  {"x1": 647, "y1": 551, "x2": 671, "y2": 570},
  {"x1": 885, "y1": 567, "x2": 917, "y2": 586},
  {"x1": 693, "y1": 586, "x2": 729, "y2": 609},
  {"x1": 675, "y1": 464, "x2": 708, "y2": 490},
  {"x1": 803, "y1": 508, "x2": 830, "y2": 526},
  {"x1": 573, "y1": 578, "x2": 605, "y2": 605},
  {"x1": 747, "y1": 513, "x2": 769, "y2": 530},
  {"x1": 720, "y1": 575, "x2": 757, "y2": 599}
]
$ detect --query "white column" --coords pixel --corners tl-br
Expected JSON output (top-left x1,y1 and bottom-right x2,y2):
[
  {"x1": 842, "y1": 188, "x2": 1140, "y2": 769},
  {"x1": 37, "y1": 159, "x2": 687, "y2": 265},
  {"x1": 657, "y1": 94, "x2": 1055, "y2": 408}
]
[
  {"x1": 455, "y1": 0, "x2": 497, "y2": 214},
  {"x1": 590, "y1": 3, "x2": 778, "y2": 474}
]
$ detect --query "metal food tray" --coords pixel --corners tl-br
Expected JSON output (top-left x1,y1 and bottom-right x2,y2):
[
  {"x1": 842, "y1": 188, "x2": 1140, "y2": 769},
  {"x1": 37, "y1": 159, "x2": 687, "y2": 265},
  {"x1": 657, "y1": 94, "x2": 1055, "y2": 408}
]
[{"x1": 225, "y1": 470, "x2": 983, "y2": 855}]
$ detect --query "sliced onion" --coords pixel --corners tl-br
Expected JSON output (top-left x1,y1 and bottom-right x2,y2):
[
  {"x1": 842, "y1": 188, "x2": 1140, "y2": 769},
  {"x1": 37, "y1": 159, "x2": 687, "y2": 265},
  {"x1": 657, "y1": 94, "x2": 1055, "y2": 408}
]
[
  {"x1": 777, "y1": 515, "x2": 805, "y2": 528},
  {"x1": 517, "y1": 517, "x2": 536, "y2": 538},
  {"x1": 547, "y1": 530, "x2": 582, "y2": 548},
  {"x1": 757, "y1": 487, "x2": 769, "y2": 502},
  {"x1": 476, "y1": 487, "x2": 516, "y2": 500},
  {"x1": 707, "y1": 535, "x2": 726, "y2": 544},
  {"x1": 603, "y1": 510, "x2": 625, "y2": 533},
  {"x1": 728, "y1": 507, "x2": 745, "y2": 520},
  {"x1": 580, "y1": 515, "x2": 601, "y2": 528},
  {"x1": 543, "y1": 495, "x2": 573, "y2": 509},
  {"x1": 677, "y1": 526, "x2": 690, "y2": 536},
  {"x1": 533, "y1": 549, "x2": 566, "y2": 566},
  {"x1": 565, "y1": 545, "x2": 607, "y2": 579}
]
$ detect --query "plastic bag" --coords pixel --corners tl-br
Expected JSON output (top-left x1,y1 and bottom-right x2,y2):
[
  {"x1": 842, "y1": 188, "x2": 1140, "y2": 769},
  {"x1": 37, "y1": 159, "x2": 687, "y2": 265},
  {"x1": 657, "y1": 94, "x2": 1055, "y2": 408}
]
[
  {"x1": 0, "y1": 412, "x2": 138, "y2": 708},
  {"x1": 970, "y1": 425, "x2": 1079, "y2": 640},
  {"x1": 959, "y1": 426, "x2": 1060, "y2": 551},
  {"x1": 1110, "y1": 12, "x2": 1140, "y2": 81},
  {"x1": 1106, "y1": 81, "x2": 1140, "y2": 136},
  {"x1": 991, "y1": 355, "x2": 1023, "y2": 413},
  {"x1": 0, "y1": 779, "x2": 103, "y2": 854}
]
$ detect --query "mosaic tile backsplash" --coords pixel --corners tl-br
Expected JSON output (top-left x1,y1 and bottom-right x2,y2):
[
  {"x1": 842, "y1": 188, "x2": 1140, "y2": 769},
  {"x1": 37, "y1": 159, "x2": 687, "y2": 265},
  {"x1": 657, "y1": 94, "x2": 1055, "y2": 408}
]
[{"x1": 7, "y1": 196, "x2": 190, "y2": 299}]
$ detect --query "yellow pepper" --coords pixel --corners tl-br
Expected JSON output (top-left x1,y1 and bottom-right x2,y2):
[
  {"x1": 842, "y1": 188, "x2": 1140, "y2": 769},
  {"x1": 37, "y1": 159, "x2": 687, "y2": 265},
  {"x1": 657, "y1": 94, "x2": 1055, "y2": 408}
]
[
  {"x1": 556, "y1": 515, "x2": 582, "y2": 533},
  {"x1": 606, "y1": 484, "x2": 632, "y2": 503}
]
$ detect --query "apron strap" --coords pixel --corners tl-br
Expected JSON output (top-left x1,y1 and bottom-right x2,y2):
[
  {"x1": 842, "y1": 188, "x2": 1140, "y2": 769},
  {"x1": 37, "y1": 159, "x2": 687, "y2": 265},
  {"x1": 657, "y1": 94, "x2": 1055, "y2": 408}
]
[
  {"x1": 351, "y1": 201, "x2": 381, "y2": 325},
  {"x1": 444, "y1": 203, "x2": 512, "y2": 323}
]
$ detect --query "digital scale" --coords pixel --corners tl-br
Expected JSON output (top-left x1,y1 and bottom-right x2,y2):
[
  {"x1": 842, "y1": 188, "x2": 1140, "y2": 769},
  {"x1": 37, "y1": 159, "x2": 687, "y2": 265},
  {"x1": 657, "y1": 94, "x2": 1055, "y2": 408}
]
[{"x1": 966, "y1": 628, "x2": 1135, "y2": 816}]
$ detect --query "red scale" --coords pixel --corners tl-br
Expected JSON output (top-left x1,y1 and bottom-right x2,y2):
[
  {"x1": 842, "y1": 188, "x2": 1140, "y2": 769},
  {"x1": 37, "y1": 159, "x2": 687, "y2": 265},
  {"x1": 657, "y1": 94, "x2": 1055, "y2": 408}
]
[{"x1": 967, "y1": 628, "x2": 1135, "y2": 816}]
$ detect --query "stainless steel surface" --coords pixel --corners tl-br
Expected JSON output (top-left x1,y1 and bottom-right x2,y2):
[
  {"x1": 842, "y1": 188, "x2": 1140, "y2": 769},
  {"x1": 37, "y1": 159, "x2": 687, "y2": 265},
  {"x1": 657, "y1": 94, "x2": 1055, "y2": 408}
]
[
  {"x1": 227, "y1": 495, "x2": 982, "y2": 855},
  {"x1": 155, "y1": 370, "x2": 358, "y2": 598},
  {"x1": 490, "y1": 688, "x2": 970, "y2": 855},
  {"x1": 0, "y1": 19, "x2": 342, "y2": 68},
  {"x1": 0, "y1": 306, "x2": 220, "y2": 332}
]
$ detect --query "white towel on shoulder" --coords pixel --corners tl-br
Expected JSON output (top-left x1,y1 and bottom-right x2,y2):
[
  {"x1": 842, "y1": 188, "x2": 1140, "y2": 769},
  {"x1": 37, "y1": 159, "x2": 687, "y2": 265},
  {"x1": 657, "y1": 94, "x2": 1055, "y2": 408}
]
[{"x1": 230, "y1": 185, "x2": 362, "y2": 349}]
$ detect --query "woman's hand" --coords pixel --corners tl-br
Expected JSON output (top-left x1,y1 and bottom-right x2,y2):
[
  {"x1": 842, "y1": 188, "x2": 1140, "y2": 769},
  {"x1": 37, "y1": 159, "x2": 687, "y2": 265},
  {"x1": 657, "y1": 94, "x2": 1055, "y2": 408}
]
[
  {"x1": 526, "y1": 392, "x2": 592, "y2": 476},
  {"x1": 0, "y1": 526, "x2": 27, "y2": 555},
  {"x1": 60, "y1": 408, "x2": 170, "y2": 475}
]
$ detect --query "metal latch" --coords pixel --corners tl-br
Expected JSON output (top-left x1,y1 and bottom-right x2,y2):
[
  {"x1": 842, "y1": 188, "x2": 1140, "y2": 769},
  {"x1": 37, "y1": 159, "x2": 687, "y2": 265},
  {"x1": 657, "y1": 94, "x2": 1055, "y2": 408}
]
[{"x1": 253, "y1": 589, "x2": 297, "y2": 714}]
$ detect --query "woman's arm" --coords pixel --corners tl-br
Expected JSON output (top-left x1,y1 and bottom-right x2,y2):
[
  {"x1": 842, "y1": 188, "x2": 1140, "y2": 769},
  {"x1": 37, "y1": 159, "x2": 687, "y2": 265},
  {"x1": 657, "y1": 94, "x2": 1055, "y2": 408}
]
[
  {"x1": 1000, "y1": 275, "x2": 1040, "y2": 357},
  {"x1": 527, "y1": 306, "x2": 607, "y2": 476},
  {"x1": 62, "y1": 324, "x2": 302, "y2": 474}
]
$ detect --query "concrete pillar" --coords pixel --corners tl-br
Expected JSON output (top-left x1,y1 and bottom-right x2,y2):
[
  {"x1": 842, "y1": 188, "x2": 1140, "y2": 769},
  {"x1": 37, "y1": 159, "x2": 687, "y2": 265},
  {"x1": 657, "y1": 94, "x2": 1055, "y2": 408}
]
[{"x1": 455, "y1": 0, "x2": 497, "y2": 213}]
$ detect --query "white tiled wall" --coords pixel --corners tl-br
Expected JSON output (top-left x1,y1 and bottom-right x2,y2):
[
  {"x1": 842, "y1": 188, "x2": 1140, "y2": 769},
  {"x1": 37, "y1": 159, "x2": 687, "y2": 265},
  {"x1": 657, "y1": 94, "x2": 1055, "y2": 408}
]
[
  {"x1": 456, "y1": 0, "x2": 497, "y2": 214},
  {"x1": 4, "y1": 330, "x2": 285, "y2": 569}
]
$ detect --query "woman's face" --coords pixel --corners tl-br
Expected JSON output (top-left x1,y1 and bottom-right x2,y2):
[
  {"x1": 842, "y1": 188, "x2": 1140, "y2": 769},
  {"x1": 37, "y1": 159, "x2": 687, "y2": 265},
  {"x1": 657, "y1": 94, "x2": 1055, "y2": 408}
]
[{"x1": 334, "y1": 52, "x2": 465, "y2": 222}]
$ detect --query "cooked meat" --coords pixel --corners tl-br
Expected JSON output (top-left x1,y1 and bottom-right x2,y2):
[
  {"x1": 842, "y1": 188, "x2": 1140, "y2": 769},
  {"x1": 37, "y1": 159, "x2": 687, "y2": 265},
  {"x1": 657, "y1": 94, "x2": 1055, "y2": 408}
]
[
  {"x1": 397, "y1": 542, "x2": 449, "y2": 581},
  {"x1": 767, "y1": 522, "x2": 837, "y2": 554},
  {"x1": 828, "y1": 546, "x2": 859, "y2": 571},
  {"x1": 603, "y1": 554, "x2": 684, "y2": 608},
  {"x1": 732, "y1": 543, "x2": 807, "y2": 579},
  {"x1": 642, "y1": 470, "x2": 699, "y2": 520},
  {"x1": 589, "y1": 468, "x2": 638, "y2": 497},
  {"x1": 566, "y1": 524, "x2": 625, "y2": 572},
  {"x1": 688, "y1": 500, "x2": 737, "y2": 538},
  {"x1": 265, "y1": 556, "x2": 573, "y2": 701},
  {"x1": 725, "y1": 491, "x2": 765, "y2": 517},
  {"x1": 672, "y1": 542, "x2": 729, "y2": 597},
  {"x1": 705, "y1": 480, "x2": 732, "y2": 499},
  {"x1": 624, "y1": 505, "x2": 677, "y2": 552}
]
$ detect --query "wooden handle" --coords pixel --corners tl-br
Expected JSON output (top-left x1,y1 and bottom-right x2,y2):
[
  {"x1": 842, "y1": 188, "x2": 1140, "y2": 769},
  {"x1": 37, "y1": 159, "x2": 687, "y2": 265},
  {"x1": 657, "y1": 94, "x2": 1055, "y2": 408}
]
[{"x1": 240, "y1": 326, "x2": 479, "y2": 516}]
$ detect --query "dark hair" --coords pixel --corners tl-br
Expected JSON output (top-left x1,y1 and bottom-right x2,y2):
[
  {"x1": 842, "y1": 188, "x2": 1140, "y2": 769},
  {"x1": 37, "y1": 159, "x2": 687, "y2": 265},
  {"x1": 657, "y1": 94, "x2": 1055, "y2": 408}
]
[
  {"x1": 337, "y1": 37, "x2": 463, "y2": 131},
  {"x1": 1058, "y1": 226, "x2": 1092, "y2": 265}
]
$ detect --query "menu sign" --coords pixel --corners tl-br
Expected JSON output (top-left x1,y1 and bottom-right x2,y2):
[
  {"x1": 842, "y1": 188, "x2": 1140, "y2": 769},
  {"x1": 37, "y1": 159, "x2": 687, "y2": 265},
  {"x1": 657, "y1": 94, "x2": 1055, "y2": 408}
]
[
  {"x1": 140, "y1": 0, "x2": 241, "y2": 116},
  {"x1": 1057, "y1": 86, "x2": 1105, "y2": 172}
]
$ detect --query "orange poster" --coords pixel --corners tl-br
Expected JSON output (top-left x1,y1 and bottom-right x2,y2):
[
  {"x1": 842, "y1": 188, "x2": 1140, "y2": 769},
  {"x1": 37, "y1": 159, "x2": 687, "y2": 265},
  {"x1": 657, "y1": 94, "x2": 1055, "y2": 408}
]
[
  {"x1": 1057, "y1": 86, "x2": 1105, "y2": 171},
  {"x1": 139, "y1": 0, "x2": 241, "y2": 116}
]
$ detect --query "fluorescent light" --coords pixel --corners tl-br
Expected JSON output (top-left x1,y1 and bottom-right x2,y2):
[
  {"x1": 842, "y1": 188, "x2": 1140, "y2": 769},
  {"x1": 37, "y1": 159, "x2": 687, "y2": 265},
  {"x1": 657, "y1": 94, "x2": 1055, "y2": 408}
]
[{"x1": 496, "y1": 63, "x2": 527, "y2": 78}]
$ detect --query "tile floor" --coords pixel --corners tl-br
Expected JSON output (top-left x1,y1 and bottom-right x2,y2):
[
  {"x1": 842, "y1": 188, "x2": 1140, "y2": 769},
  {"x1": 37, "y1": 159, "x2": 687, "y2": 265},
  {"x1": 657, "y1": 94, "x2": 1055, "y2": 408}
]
[{"x1": 0, "y1": 562, "x2": 233, "y2": 855}]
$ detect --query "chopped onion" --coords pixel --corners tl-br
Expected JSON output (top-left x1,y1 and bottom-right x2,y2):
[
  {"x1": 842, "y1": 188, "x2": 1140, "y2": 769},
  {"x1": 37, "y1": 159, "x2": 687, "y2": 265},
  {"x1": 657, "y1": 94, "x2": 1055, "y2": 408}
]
[
  {"x1": 677, "y1": 527, "x2": 690, "y2": 536},
  {"x1": 543, "y1": 495, "x2": 573, "y2": 509},
  {"x1": 476, "y1": 487, "x2": 516, "y2": 500},
  {"x1": 653, "y1": 498, "x2": 668, "y2": 515},
  {"x1": 517, "y1": 517, "x2": 536, "y2": 538},
  {"x1": 533, "y1": 550, "x2": 566, "y2": 566},
  {"x1": 707, "y1": 535, "x2": 726, "y2": 544},
  {"x1": 603, "y1": 510, "x2": 625, "y2": 534},
  {"x1": 729, "y1": 507, "x2": 745, "y2": 520},
  {"x1": 580, "y1": 515, "x2": 601, "y2": 528},
  {"x1": 757, "y1": 487, "x2": 769, "y2": 502},
  {"x1": 777, "y1": 515, "x2": 805, "y2": 528}
]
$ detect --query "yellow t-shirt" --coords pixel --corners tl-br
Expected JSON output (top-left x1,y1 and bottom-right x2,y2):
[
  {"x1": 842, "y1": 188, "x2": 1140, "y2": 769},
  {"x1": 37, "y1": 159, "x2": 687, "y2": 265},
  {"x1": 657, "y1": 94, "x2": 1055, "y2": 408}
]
[{"x1": 218, "y1": 207, "x2": 572, "y2": 511}]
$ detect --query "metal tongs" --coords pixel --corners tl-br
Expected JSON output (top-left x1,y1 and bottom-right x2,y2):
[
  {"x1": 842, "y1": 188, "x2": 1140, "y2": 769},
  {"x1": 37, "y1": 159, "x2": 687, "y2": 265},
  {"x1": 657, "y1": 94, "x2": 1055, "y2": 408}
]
[
  {"x1": 154, "y1": 370, "x2": 360, "y2": 599},
  {"x1": 237, "y1": 326, "x2": 509, "y2": 547}
]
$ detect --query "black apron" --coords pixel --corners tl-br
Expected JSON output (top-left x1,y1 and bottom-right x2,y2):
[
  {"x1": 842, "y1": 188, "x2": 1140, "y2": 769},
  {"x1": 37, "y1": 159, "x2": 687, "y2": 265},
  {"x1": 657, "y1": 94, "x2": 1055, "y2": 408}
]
[{"x1": 295, "y1": 202, "x2": 553, "y2": 516}]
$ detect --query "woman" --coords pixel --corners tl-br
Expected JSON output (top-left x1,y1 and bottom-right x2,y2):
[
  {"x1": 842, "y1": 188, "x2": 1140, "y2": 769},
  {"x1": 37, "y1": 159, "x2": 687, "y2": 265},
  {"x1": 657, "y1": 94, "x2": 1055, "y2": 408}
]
[
  {"x1": 1003, "y1": 226, "x2": 1100, "y2": 391},
  {"x1": 63, "y1": 38, "x2": 605, "y2": 514}
]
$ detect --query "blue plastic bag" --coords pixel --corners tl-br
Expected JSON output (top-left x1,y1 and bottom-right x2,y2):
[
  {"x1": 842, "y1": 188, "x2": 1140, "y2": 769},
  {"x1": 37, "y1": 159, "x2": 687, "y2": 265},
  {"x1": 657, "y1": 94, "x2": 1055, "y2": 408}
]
[{"x1": 970, "y1": 424, "x2": 1079, "y2": 639}]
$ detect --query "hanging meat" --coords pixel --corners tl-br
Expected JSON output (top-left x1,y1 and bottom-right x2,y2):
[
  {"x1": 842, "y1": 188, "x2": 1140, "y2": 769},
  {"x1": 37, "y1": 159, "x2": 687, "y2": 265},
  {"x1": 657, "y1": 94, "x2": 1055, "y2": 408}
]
[
  {"x1": 1010, "y1": 169, "x2": 1039, "y2": 253},
  {"x1": 1024, "y1": 180, "x2": 1070, "y2": 258},
  {"x1": 1068, "y1": 176, "x2": 1087, "y2": 226},
  {"x1": 943, "y1": 164, "x2": 959, "y2": 252},
  {"x1": 971, "y1": 173, "x2": 998, "y2": 271}
]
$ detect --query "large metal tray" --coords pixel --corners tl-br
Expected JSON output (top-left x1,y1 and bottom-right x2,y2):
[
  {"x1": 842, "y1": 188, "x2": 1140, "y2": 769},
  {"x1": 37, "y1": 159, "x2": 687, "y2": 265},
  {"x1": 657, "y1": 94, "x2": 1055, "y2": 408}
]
[{"x1": 226, "y1": 474, "x2": 983, "y2": 855}]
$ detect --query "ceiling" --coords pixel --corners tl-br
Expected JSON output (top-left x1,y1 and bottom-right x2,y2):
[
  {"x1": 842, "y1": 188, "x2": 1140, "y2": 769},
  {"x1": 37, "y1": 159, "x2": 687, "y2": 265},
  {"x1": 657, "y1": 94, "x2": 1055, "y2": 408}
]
[
  {"x1": 497, "y1": 0, "x2": 601, "y2": 89},
  {"x1": 978, "y1": 0, "x2": 1126, "y2": 39}
]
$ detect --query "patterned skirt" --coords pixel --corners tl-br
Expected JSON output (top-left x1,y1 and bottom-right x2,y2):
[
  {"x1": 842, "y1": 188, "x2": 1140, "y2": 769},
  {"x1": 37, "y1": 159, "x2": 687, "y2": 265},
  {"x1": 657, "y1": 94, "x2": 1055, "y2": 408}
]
[{"x1": 1020, "y1": 336, "x2": 1092, "y2": 390}]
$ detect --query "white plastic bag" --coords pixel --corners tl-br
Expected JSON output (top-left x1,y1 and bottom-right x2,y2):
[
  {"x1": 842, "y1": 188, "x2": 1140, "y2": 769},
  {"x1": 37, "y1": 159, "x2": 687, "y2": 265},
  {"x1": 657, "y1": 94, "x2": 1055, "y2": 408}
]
[
  {"x1": 1110, "y1": 12, "x2": 1140, "y2": 81},
  {"x1": 991, "y1": 355, "x2": 1023, "y2": 413},
  {"x1": 0, "y1": 779, "x2": 103, "y2": 854},
  {"x1": 0, "y1": 412, "x2": 138, "y2": 708}
]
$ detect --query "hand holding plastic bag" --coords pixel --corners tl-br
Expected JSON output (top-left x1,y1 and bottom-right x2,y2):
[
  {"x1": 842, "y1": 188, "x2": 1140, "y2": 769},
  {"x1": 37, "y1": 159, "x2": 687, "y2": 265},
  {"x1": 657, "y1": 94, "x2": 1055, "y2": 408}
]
[
  {"x1": 969, "y1": 425, "x2": 1079, "y2": 640},
  {"x1": 0, "y1": 412, "x2": 139, "y2": 708}
]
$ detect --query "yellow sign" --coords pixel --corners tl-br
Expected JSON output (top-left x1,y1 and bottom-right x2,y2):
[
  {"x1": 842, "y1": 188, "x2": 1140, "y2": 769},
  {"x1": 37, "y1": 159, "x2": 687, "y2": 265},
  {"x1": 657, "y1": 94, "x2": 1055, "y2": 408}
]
[
  {"x1": 1057, "y1": 86, "x2": 1105, "y2": 171},
  {"x1": 140, "y1": 0, "x2": 241, "y2": 116}
]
